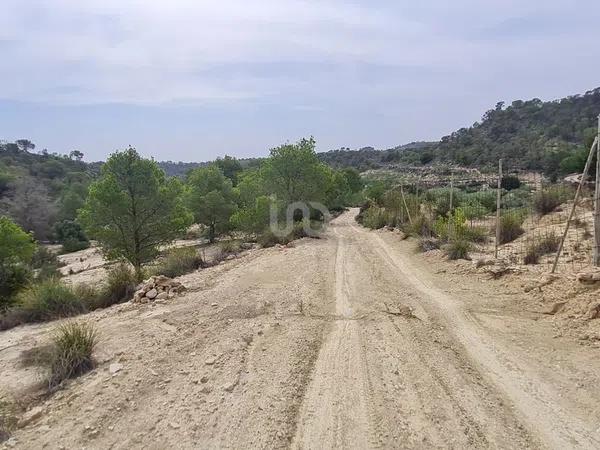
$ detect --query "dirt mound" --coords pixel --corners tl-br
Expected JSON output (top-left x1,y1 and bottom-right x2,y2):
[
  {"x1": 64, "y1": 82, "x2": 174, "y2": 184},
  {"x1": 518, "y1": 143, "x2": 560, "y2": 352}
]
[{"x1": 132, "y1": 276, "x2": 186, "y2": 303}]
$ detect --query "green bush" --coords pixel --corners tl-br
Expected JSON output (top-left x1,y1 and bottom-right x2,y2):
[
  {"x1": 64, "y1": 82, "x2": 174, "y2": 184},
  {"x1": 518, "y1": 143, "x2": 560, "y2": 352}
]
[
  {"x1": 462, "y1": 226, "x2": 489, "y2": 243},
  {"x1": 258, "y1": 230, "x2": 290, "y2": 248},
  {"x1": 533, "y1": 186, "x2": 570, "y2": 215},
  {"x1": 17, "y1": 278, "x2": 85, "y2": 322},
  {"x1": 498, "y1": 213, "x2": 525, "y2": 244},
  {"x1": 524, "y1": 233, "x2": 560, "y2": 265},
  {"x1": 62, "y1": 238, "x2": 90, "y2": 253},
  {"x1": 0, "y1": 264, "x2": 31, "y2": 311},
  {"x1": 47, "y1": 321, "x2": 97, "y2": 389},
  {"x1": 99, "y1": 264, "x2": 137, "y2": 307},
  {"x1": 152, "y1": 248, "x2": 203, "y2": 279},
  {"x1": 54, "y1": 220, "x2": 90, "y2": 253},
  {"x1": 445, "y1": 239, "x2": 472, "y2": 260},
  {"x1": 401, "y1": 214, "x2": 435, "y2": 238},
  {"x1": 501, "y1": 175, "x2": 521, "y2": 191},
  {"x1": 361, "y1": 206, "x2": 388, "y2": 229}
]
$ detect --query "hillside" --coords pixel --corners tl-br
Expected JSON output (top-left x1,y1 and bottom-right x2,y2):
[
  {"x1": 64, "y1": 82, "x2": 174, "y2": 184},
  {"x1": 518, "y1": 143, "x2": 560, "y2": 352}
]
[
  {"x1": 0, "y1": 142, "x2": 97, "y2": 240},
  {"x1": 315, "y1": 88, "x2": 600, "y2": 177}
]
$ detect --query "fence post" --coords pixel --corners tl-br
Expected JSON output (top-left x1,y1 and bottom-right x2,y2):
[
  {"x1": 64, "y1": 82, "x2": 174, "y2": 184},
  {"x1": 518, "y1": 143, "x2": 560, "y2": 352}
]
[
  {"x1": 495, "y1": 159, "x2": 502, "y2": 259},
  {"x1": 553, "y1": 137, "x2": 598, "y2": 273},
  {"x1": 594, "y1": 115, "x2": 600, "y2": 266}
]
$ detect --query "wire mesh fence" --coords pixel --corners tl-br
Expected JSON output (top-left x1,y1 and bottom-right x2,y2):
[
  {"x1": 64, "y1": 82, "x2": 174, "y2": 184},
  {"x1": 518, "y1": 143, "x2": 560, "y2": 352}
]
[{"x1": 416, "y1": 166, "x2": 597, "y2": 274}]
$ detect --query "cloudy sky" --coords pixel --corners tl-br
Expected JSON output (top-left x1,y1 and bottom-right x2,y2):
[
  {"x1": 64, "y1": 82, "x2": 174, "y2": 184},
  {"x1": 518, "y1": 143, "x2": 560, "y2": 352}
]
[{"x1": 1, "y1": 0, "x2": 599, "y2": 161}]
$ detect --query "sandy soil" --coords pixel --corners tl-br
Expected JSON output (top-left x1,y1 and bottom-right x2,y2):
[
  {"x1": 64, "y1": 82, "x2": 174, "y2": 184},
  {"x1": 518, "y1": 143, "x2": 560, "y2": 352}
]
[{"x1": 2, "y1": 209, "x2": 600, "y2": 449}]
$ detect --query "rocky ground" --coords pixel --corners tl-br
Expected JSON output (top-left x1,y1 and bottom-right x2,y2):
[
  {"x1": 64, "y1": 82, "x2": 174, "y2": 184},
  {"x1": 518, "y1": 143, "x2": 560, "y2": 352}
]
[{"x1": 1, "y1": 209, "x2": 600, "y2": 449}]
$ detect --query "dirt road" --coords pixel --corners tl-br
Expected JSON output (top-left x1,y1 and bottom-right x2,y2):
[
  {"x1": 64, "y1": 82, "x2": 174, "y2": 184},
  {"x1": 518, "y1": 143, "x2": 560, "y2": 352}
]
[{"x1": 3, "y1": 209, "x2": 600, "y2": 449}]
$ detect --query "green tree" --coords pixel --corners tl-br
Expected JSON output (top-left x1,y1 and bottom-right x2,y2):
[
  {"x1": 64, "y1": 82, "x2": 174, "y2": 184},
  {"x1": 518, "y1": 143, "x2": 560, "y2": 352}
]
[
  {"x1": 215, "y1": 155, "x2": 243, "y2": 185},
  {"x1": 186, "y1": 165, "x2": 237, "y2": 242},
  {"x1": 231, "y1": 195, "x2": 274, "y2": 234},
  {"x1": 261, "y1": 137, "x2": 329, "y2": 205},
  {"x1": 79, "y1": 148, "x2": 192, "y2": 279},
  {"x1": 0, "y1": 217, "x2": 35, "y2": 309},
  {"x1": 341, "y1": 168, "x2": 363, "y2": 193}
]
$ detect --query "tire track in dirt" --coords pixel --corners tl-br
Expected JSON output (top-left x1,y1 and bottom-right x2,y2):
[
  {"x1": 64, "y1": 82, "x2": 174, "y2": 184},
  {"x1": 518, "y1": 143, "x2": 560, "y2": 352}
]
[
  {"x1": 291, "y1": 225, "x2": 375, "y2": 450},
  {"x1": 354, "y1": 218, "x2": 600, "y2": 449}
]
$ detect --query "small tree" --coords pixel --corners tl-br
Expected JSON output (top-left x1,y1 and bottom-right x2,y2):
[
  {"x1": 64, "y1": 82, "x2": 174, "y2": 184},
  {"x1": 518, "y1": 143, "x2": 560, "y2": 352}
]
[
  {"x1": 0, "y1": 217, "x2": 35, "y2": 309},
  {"x1": 79, "y1": 148, "x2": 192, "y2": 280},
  {"x1": 185, "y1": 166, "x2": 237, "y2": 242}
]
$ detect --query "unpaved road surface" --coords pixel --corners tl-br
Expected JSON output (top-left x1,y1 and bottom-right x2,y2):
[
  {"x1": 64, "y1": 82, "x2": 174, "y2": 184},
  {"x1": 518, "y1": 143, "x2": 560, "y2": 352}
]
[{"x1": 2, "y1": 209, "x2": 600, "y2": 449}]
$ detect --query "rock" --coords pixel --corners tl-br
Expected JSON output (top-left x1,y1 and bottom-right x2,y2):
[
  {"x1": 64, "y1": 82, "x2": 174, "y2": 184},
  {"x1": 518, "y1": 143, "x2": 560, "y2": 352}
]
[
  {"x1": 205, "y1": 356, "x2": 217, "y2": 365},
  {"x1": 587, "y1": 303, "x2": 600, "y2": 320},
  {"x1": 17, "y1": 406, "x2": 44, "y2": 428},
  {"x1": 200, "y1": 375, "x2": 209, "y2": 383},
  {"x1": 169, "y1": 422, "x2": 181, "y2": 429},
  {"x1": 544, "y1": 301, "x2": 567, "y2": 315},
  {"x1": 577, "y1": 272, "x2": 600, "y2": 284},
  {"x1": 146, "y1": 288, "x2": 158, "y2": 299},
  {"x1": 223, "y1": 382, "x2": 236, "y2": 392},
  {"x1": 211, "y1": 303, "x2": 218, "y2": 307},
  {"x1": 156, "y1": 292, "x2": 168, "y2": 300},
  {"x1": 109, "y1": 363, "x2": 124, "y2": 375}
]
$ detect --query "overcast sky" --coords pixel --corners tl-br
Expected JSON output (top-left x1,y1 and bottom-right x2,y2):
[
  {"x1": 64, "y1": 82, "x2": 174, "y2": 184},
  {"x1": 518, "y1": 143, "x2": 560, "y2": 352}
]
[{"x1": 1, "y1": 0, "x2": 599, "y2": 161}]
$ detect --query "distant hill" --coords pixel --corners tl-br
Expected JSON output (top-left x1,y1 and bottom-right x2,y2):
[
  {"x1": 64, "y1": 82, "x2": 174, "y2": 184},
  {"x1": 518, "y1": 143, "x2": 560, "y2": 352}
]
[
  {"x1": 434, "y1": 87, "x2": 600, "y2": 175},
  {"x1": 0, "y1": 141, "x2": 97, "y2": 240},
  {"x1": 303, "y1": 88, "x2": 599, "y2": 178}
]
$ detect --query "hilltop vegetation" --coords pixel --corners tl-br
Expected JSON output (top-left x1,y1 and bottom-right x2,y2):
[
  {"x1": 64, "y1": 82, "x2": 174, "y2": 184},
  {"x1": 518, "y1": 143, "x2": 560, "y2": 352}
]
[
  {"x1": 0, "y1": 141, "x2": 96, "y2": 242},
  {"x1": 314, "y1": 88, "x2": 600, "y2": 179}
]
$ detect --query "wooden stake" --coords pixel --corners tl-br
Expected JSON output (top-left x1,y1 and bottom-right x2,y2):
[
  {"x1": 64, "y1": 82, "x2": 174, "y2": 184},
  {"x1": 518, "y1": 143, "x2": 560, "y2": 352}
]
[
  {"x1": 495, "y1": 159, "x2": 502, "y2": 259},
  {"x1": 594, "y1": 115, "x2": 600, "y2": 266},
  {"x1": 400, "y1": 185, "x2": 412, "y2": 225},
  {"x1": 552, "y1": 137, "x2": 598, "y2": 273}
]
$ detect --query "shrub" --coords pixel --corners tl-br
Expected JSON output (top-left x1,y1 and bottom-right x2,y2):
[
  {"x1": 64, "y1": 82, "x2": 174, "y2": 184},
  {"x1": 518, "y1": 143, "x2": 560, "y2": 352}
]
[
  {"x1": 361, "y1": 206, "x2": 388, "y2": 229},
  {"x1": 54, "y1": 220, "x2": 90, "y2": 253},
  {"x1": 501, "y1": 175, "x2": 521, "y2": 191},
  {"x1": 498, "y1": 213, "x2": 525, "y2": 244},
  {"x1": 463, "y1": 226, "x2": 489, "y2": 243},
  {"x1": 0, "y1": 398, "x2": 16, "y2": 442},
  {"x1": 97, "y1": 264, "x2": 137, "y2": 307},
  {"x1": 401, "y1": 214, "x2": 435, "y2": 238},
  {"x1": 445, "y1": 239, "x2": 472, "y2": 260},
  {"x1": 219, "y1": 240, "x2": 242, "y2": 255},
  {"x1": 0, "y1": 264, "x2": 31, "y2": 311},
  {"x1": 152, "y1": 248, "x2": 203, "y2": 279},
  {"x1": 30, "y1": 246, "x2": 63, "y2": 282},
  {"x1": 533, "y1": 186, "x2": 570, "y2": 215},
  {"x1": 62, "y1": 238, "x2": 90, "y2": 253},
  {"x1": 258, "y1": 230, "x2": 289, "y2": 248},
  {"x1": 47, "y1": 321, "x2": 97, "y2": 389},
  {"x1": 524, "y1": 233, "x2": 560, "y2": 265},
  {"x1": 17, "y1": 278, "x2": 85, "y2": 322}
]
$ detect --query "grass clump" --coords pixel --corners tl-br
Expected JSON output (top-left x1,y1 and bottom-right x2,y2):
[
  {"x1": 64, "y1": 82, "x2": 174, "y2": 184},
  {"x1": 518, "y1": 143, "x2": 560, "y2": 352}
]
[
  {"x1": 219, "y1": 240, "x2": 241, "y2": 255},
  {"x1": 152, "y1": 248, "x2": 203, "y2": 279},
  {"x1": 523, "y1": 233, "x2": 560, "y2": 265},
  {"x1": 444, "y1": 239, "x2": 472, "y2": 260},
  {"x1": 0, "y1": 398, "x2": 17, "y2": 442},
  {"x1": 498, "y1": 213, "x2": 525, "y2": 244},
  {"x1": 361, "y1": 206, "x2": 388, "y2": 229},
  {"x1": 17, "y1": 278, "x2": 85, "y2": 322},
  {"x1": 533, "y1": 186, "x2": 570, "y2": 215},
  {"x1": 47, "y1": 321, "x2": 98, "y2": 389},
  {"x1": 257, "y1": 230, "x2": 290, "y2": 248}
]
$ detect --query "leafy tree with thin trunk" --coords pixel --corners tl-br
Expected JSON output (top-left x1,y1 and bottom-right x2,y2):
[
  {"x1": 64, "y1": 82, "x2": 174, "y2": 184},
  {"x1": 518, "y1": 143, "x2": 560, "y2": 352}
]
[
  {"x1": 79, "y1": 148, "x2": 192, "y2": 280},
  {"x1": 185, "y1": 165, "x2": 237, "y2": 243},
  {"x1": 0, "y1": 216, "x2": 35, "y2": 309}
]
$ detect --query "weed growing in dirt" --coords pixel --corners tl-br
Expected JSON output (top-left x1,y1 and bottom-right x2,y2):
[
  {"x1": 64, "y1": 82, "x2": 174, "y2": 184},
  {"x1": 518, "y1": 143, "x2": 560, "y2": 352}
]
[
  {"x1": 445, "y1": 239, "x2": 472, "y2": 260},
  {"x1": 152, "y1": 248, "x2": 204, "y2": 279},
  {"x1": 498, "y1": 213, "x2": 525, "y2": 244},
  {"x1": 17, "y1": 278, "x2": 85, "y2": 322},
  {"x1": 524, "y1": 233, "x2": 560, "y2": 265},
  {"x1": 0, "y1": 398, "x2": 17, "y2": 442},
  {"x1": 219, "y1": 240, "x2": 241, "y2": 255},
  {"x1": 533, "y1": 186, "x2": 570, "y2": 215},
  {"x1": 47, "y1": 321, "x2": 97, "y2": 389}
]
